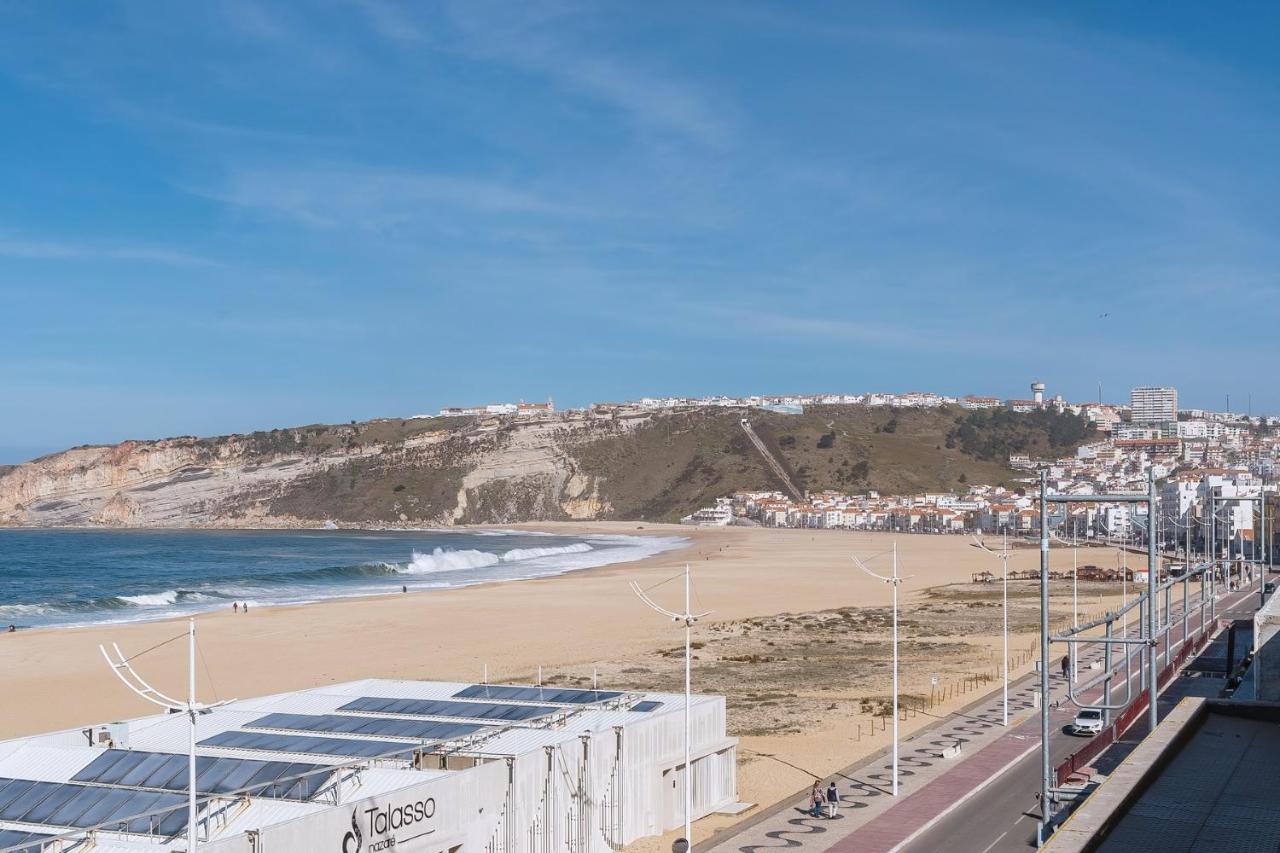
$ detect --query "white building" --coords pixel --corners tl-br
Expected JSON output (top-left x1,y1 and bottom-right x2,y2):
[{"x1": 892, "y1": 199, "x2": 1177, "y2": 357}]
[
  {"x1": 0, "y1": 679, "x2": 736, "y2": 853},
  {"x1": 1130, "y1": 387, "x2": 1178, "y2": 424}
]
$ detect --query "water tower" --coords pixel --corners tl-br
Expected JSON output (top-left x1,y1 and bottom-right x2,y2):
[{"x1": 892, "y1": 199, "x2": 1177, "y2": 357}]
[{"x1": 1031, "y1": 381, "x2": 1045, "y2": 407}]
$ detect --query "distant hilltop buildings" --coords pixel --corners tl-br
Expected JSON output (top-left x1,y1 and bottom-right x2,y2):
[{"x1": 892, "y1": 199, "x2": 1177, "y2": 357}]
[
  {"x1": 436, "y1": 398, "x2": 555, "y2": 418},
  {"x1": 426, "y1": 384, "x2": 1275, "y2": 440}
]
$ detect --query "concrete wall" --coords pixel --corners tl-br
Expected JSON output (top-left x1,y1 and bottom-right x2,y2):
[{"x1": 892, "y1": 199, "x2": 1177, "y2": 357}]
[{"x1": 1253, "y1": 593, "x2": 1280, "y2": 700}]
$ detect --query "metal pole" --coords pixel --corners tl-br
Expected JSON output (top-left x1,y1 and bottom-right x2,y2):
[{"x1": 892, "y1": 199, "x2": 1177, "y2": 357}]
[
  {"x1": 1003, "y1": 530, "x2": 1009, "y2": 727},
  {"x1": 1260, "y1": 485, "x2": 1267, "y2": 608},
  {"x1": 188, "y1": 618, "x2": 198, "y2": 853},
  {"x1": 1102, "y1": 618, "x2": 1113, "y2": 727},
  {"x1": 1147, "y1": 470, "x2": 1158, "y2": 734},
  {"x1": 1038, "y1": 469, "x2": 1050, "y2": 846},
  {"x1": 683, "y1": 565, "x2": 692, "y2": 846},
  {"x1": 1071, "y1": 537, "x2": 1078, "y2": 683},
  {"x1": 629, "y1": 566, "x2": 709, "y2": 851},
  {"x1": 892, "y1": 541, "x2": 900, "y2": 797},
  {"x1": 1182, "y1": 576, "x2": 1188, "y2": 651}
]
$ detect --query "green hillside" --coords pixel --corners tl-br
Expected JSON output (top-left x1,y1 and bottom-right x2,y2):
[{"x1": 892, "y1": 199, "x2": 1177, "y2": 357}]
[{"x1": 574, "y1": 405, "x2": 1095, "y2": 520}]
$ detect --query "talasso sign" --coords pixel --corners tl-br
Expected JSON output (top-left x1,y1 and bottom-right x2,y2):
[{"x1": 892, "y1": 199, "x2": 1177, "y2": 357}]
[{"x1": 343, "y1": 796, "x2": 437, "y2": 852}]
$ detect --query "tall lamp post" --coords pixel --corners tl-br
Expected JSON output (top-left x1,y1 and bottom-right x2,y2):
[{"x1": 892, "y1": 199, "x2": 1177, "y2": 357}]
[
  {"x1": 632, "y1": 566, "x2": 710, "y2": 848},
  {"x1": 971, "y1": 529, "x2": 1011, "y2": 726},
  {"x1": 101, "y1": 619, "x2": 231, "y2": 852},
  {"x1": 853, "y1": 543, "x2": 910, "y2": 795},
  {"x1": 1048, "y1": 527, "x2": 1080, "y2": 683}
]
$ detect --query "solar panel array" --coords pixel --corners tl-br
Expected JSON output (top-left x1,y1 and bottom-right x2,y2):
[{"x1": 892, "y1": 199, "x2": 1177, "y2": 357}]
[
  {"x1": 0, "y1": 829, "x2": 54, "y2": 852},
  {"x1": 0, "y1": 777, "x2": 187, "y2": 836},
  {"x1": 200, "y1": 729, "x2": 416, "y2": 760},
  {"x1": 630, "y1": 701, "x2": 664, "y2": 713},
  {"x1": 339, "y1": 696, "x2": 556, "y2": 722},
  {"x1": 72, "y1": 749, "x2": 331, "y2": 801},
  {"x1": 248, "y1": 713, "x2": 484, "y2": 742},
  {"x1": 453, "y1": 685, "x2": 623, "y2": 704}
]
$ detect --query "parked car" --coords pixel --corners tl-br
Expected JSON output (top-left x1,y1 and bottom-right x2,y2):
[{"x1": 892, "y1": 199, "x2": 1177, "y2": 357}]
[{"x1": 1071, "y1": 708, "x2": 1104, "y2": 736}]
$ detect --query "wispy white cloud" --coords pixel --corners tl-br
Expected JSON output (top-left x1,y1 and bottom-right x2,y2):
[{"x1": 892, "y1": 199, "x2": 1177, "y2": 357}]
[
  {"x1": 0, "y1": 238, "x2": 81, "y2": 259},
  {"x1": 0, "y1": 236, "x2": 219, "y2": 267},
  {"x1": 437, "y1": 2, "x2": 731, "y2": 148},
  {"x1": 196, "y1": 164, "x2": 577, "y2": 229}
]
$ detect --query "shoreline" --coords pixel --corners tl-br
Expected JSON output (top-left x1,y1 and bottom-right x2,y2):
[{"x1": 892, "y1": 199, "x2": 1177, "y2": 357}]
[
  {"x1": 0, "y1": 523, "x2": 1125, "y2": 844},
  {"x1": 0, "y1": 522, "x2": 693, "y2": 632}
]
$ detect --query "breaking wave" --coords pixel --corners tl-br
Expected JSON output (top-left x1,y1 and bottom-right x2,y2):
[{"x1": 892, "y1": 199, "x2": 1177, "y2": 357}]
[
  {"x1": 402, "y1": 542, "x2": 594, "y2": 573},
  {"x1": 0, "y1": 530, "x2": 685, "y2": 629}
]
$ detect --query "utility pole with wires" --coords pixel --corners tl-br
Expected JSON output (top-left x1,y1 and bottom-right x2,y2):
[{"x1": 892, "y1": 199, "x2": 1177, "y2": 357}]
[
  {"x1": 100, "y1": 618, "x2": 231, "y2": 852},
  {"x1": 971, "y1": 530, "x2": 1011, "y2": 726},
  {"x1": 631, "y1": 565, "x2": 710, "y2": 850},
  {"x1": 853, "y1": 542, "x2": 910, "y2": 795}
]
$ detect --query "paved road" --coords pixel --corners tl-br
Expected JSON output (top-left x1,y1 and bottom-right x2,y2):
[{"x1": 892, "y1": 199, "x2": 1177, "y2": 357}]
[{"x1": 896, "y1": 583, "x2": 1258, "y2": 853}]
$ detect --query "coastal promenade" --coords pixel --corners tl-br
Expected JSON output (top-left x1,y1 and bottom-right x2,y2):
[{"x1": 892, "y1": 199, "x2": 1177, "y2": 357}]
[{"x1": 702, "y1": 583, "x2": 1254, "y2": 853}]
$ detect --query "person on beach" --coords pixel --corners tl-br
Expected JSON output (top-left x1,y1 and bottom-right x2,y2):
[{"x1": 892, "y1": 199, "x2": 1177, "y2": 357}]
[
  {"x1": 243, "y1": 602, "x2": 249, "y2": 613},
  {"x1": 233, "y1": 602, "x2": 239, "y2": 614},
  {"x1": 825, "y1": 782, "x2": 839, "y2": 818}
]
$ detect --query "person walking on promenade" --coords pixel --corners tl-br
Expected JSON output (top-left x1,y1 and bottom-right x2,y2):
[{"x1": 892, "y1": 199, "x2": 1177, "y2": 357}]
[
  {"x1": 807, "y1": 782, "x2": 822, "y2": 817},
  {"x1": 825, "y1": 782, "x2": 840, "y2": 818},
  {"x1": 1060, "y1": 654, "x2": 1069, "y2": 679}
]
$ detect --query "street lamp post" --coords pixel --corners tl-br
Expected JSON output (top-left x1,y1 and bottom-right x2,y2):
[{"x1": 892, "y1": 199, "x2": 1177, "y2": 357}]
[
  {"x1": 101, "y1": 619, "x2": 232, "y2": 852},
  {"x1": 1048, "y1": 527, "x2": 1080, "y2": 684},
  {"x1": 631, "y1": 566, "x2": 710, "y2": 848},
  {"x1": 853, "y1": 543, "x2": 910, "y2": 796},
  {"x1": 972, "y1": 530, "x2": 1011, "y2": 726}
]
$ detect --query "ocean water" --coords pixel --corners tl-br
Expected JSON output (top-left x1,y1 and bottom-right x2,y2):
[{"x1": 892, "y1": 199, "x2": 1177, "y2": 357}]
[{"x1": 0, "y1": 528, "x2": 686, "y2": 629}]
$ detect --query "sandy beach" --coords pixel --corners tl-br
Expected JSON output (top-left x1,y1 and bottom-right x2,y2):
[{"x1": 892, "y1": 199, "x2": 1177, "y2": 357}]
[{"x1": 0, "y1": 522, "x2": 1129, "y2": 847}]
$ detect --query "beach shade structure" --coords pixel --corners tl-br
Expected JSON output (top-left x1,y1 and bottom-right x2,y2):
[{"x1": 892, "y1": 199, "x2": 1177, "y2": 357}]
[
  {"x1": 99, "y1": 618, "x2": 232, "y2": 852},
  {"x1": 631, "y1": 565, "x2": 711, "y2": 849}
]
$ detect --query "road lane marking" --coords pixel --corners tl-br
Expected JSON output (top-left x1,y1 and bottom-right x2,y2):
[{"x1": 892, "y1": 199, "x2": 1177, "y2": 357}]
[{"x1": 980, "y1": 830, "x2": 1008, "y2": 853}]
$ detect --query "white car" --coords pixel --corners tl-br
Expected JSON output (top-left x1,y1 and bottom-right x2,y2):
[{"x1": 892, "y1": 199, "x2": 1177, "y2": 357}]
[{"x1": 1071, "y1": 708, "x2": 1104, "y2": 736}]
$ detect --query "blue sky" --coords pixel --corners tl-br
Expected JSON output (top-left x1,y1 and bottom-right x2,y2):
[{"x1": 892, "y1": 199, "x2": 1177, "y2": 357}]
[{"x1": 2, "y1": 1, "x2": 1278, "y2": 462}]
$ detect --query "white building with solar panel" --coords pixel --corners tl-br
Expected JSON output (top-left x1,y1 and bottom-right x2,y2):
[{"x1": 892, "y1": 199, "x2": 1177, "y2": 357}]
[{"x1": 0, "y1": 679, "x2": 737, "y2": 853}]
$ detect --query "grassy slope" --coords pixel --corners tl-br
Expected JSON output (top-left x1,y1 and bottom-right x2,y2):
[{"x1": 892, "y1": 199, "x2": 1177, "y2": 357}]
[
  {"x1": 576, "y1": 405, "x2": 1095, "y2": 521},
  {"x1": 573, "y1": 410, "x2": 781, "y2": 522},
  {"x1": 758, "y1": 405, "x2": 1021, "y2": 495}
]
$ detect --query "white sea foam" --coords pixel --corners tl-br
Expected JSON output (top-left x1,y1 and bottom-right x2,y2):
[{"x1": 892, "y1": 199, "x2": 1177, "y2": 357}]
[
  {"x1": 403, "y1": 542, "x2": 598, "y2": 573},
  {"x1": 119, "y1": 590, "x2": 180, "y2": 606},
  {"x1": 405, "y1": 548, "x2": 502, "y2": 573},
  {"x1": 499, "y1": 543, "x2": 594, "y2": 562},
  {"x1": 11, "y1": 532, "x2": 689, "y2": 629}
]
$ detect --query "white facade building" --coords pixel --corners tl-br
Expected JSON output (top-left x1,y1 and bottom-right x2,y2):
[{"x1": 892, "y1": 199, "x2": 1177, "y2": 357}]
[
  {"x1": 0, "y1": 679, "x2": 736, "y2": 853},
  {"x1": 1130, "y1": 387, "x2": 1178, "y2": 424}
]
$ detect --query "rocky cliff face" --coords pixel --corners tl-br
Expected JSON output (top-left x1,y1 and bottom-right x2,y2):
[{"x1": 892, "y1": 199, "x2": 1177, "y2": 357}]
[
  {"x1": 0, "y1": 414, "x2": 643, "y2": 528},
  {"x1": 1, "y1": 405, "x2": 1075, "y2": 528}
]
